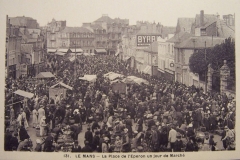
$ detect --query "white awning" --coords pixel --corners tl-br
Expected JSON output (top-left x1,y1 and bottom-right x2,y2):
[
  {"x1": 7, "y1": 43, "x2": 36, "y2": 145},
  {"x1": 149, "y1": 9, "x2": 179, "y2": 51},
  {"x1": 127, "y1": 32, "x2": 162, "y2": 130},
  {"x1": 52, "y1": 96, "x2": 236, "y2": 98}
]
[
  {"x1": 14, "y1": 90, "x2": 34, "y2": 98},
  {"x1": 57, "y1": 48, "x2": 69, "y2": 53},
  {"x1": 70, "y1": 53, "x2": 83, "y2": 56},
  {"x1": 55, "y1": 52, "x2": 67, "y2": 56},
  {"x1": 104, "y1": 72, "x2": 124, "y2": 81},
  {"x1": 115, "y1": 51, "x2": 120, "y2": 56},
  {"x1": 47, "y1": 48, "x2": 56, "y2": 53},
  {"x1": 95, "y1": 49, "x2": 107, "y2": 53},
  {"x1": 51, "y1": 82, "x2": 73, "y2": 90},
  {"x1": 124, "y1": 56, "x2": 130, "y2": 61},
  {"x1": 142, "y1": 65, "x2": 151, "y2": 74},
  {"x1": 69, "y1": 56, "x2": 76, "y2": 62},
  {"x1": 35, "y1": 72, "x2": 55, "y2": 78},
  {"x1": 79, "y1": 75, "x2": 97, "y2": 82},
  {"x1": 69, "y1": 48, "x2": 83, "y2": 53}
]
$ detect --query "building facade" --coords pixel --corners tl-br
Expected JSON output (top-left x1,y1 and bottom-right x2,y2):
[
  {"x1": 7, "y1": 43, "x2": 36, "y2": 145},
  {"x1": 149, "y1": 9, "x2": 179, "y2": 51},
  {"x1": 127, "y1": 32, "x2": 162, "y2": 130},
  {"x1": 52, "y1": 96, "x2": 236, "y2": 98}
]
[
  {"x1": 57, "y1": 27, "x2": 95, "y2": 53},
  {"x1": 46, "y1": 19, "x2": 66, "y2": 52},
  {"x1": 93, "y1": 14, "x2": 129, "y2": 54}
]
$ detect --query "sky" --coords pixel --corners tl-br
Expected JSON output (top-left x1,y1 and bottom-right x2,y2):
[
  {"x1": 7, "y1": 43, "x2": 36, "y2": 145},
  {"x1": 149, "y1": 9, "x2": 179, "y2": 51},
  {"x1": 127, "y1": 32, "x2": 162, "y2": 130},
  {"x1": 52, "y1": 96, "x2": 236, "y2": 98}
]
[{"x1": 0, "y1": 0, "x2": 239, "y2": 27}]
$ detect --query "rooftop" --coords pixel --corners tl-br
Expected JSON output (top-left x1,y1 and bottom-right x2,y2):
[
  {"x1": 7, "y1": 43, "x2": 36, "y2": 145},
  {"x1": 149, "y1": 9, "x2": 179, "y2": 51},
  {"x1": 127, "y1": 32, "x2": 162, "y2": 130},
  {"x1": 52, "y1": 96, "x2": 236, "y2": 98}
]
[
  {"x1": 61, "y1": 27, "x2": 93, "y2": 33},
  {"x1": 175, "y1": 36, "x2": 225, "y2": 49}
]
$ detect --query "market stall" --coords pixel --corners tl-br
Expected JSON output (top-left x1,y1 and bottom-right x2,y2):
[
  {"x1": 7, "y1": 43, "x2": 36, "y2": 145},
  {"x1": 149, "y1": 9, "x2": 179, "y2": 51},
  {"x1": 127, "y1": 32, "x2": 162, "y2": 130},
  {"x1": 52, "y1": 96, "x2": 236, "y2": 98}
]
[
  {"x1": 123, "y1": 76, "x2": 149, "y2": 85},
  {"x1": 111, "y1": 80, "x2": 126, "y2": 94},
  {"x1": 49, "y1": 82, "x2": 73, "y2": 100},
  {"x1": 35, "y1": 72, "x2": 55, "y2": 79},
  {"x1": 104, "y1": 72, "x2": 124, "y2": 81},
  {"x1": 79, "y1": 75, "x2": 97, "y2": 82},
  {"x1": 55, "y1": 126, "x2": 74, "y2": 152}
]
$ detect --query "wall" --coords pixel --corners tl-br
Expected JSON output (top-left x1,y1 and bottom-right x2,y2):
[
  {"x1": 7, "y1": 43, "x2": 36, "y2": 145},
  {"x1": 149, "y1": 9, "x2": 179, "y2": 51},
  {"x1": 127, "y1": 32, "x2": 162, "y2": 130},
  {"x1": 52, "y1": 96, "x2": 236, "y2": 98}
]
[
  {"x1": 206, "y1": 22, "x2": 217, "y2": 36},
  {"x1": 183, "y1": 49, "x2": 194, "y2": 65}
]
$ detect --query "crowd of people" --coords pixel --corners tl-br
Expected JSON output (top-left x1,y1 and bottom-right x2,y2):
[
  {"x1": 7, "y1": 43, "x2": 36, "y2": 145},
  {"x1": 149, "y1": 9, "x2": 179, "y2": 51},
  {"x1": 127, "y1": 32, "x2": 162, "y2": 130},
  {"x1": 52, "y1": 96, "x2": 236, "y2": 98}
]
[{"x1": 4, "y1": 53, "x2": 236, "y2": 152}]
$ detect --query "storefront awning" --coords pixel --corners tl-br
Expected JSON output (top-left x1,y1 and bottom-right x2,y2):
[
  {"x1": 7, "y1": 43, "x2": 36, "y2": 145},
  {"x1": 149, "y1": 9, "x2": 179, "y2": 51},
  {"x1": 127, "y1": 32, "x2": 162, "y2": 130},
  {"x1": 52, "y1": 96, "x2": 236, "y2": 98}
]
[
  {"x1": 57, "y1": 48, "x2": 69, "y2": 53},
  {"x1": 51, "y1": 82, "x2": 73, "y2": 90},
  {"x1": 55, "y1": 52, "x2": 67, "y2": 56},
  {"x1": 35, "y1": 72, "x2": 55, "y2": 78},
  {"x1": 124, "y1": 56, "x2": 130, "y2": 61},
  {"x1": 95, "y1": 49, "x2": 107, "y2": 53},
  {"x1": 47, "y1": 48, "x2": 56, "y2": 53},
  {"x1": 69, "y1": 56, "x2": 76, "y2": 62},
  {"x1": 14, "y1": 90, "x2": 34, "y2": 98},
  {"x1": 115, "y1": 51, "x2": 120, "y2": 56},
  {"x1": 69, "y1": 48, "x2": 83, "y2": 53},
  {"x1": 142, "y1": 65, "x2": 151, "y2": 74},
  {"x1": 79, "y1": 75, "x2": 97, "y2": 82}
]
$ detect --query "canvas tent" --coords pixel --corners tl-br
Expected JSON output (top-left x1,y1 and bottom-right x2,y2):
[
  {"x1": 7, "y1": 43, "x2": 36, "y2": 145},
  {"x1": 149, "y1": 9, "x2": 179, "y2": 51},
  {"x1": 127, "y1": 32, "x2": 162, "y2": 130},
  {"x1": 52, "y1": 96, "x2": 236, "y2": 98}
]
[
  {"x1": 79, "y1": 75, "x2": 97, "y2": 82},
  {"x1": 14, "y1": 90, "x2": 34, "y2": 98},
  {"x1": 35, "y1": 72, "x2": 55, "y2": 79},
  {"x1": 111, "y1": 80, "x2": 126, "y2": 94},
  {"x1": 49, "y1": 82, "x2": 73, "y2": 100},
  {"x1": 104, "y1": 72, "x2": 124, "y2": 81},
  {"x1": 123, "y1": 76, "x2": 149, "y2": 85}
]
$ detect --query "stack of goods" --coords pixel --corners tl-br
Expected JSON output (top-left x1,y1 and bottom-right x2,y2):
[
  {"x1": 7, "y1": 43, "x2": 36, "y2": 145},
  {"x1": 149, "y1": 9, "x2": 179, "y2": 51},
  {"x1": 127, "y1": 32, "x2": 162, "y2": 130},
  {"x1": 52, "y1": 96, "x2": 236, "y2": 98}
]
[{"x1": 57, "y1": 126, "x2": 74, "y2": 152}]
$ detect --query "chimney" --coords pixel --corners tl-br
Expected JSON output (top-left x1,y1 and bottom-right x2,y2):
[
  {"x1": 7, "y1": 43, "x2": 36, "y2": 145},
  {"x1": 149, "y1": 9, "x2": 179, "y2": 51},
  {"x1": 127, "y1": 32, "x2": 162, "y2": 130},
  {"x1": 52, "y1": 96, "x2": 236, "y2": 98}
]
[{"x1": 200, "y1": 10, "x2": 204, "y2": 26}]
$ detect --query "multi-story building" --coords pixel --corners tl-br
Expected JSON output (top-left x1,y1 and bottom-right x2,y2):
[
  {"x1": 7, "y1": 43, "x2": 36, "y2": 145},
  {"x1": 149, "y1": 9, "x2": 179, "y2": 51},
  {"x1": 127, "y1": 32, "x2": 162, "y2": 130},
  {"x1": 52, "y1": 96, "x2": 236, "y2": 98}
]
[
  {"x1": 7, "y1": 15, "x2": 45, "y2": 78},
  {"x1": 142, "y1": 41, "x2": 158, "y2": 76},
  {"x1": 6, "y1": 19, "x2": 22, "y2": 79},
  {"x1": 93, "y1": 14, "x2": 129, "y2": 54},
  {"x1": 46, "y1": 19, "x2": 66, "y2": 53},
  {"x1": 82, "y1": 23, "x2": 108, "y2": 54},
  {"x1": 57, "y1": 27, "x2": 94, "y2": 53},
  {"x1": 175, "y1": 18, "x2": 195, "y2": 34}
]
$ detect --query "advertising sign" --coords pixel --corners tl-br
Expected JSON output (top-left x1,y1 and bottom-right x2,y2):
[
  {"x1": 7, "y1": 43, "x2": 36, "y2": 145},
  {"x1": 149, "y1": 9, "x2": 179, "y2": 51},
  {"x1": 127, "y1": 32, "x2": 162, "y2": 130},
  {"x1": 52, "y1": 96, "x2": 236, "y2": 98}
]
[{"x1": 137, "y1": 35, "x2": 162, "y2": 46}]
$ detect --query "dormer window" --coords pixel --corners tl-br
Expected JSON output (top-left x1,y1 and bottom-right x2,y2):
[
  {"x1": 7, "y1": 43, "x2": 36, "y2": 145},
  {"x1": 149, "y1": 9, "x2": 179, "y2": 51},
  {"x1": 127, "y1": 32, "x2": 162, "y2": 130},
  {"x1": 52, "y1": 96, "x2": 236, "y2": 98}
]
[{"x1": 201, "y1": 29, "x2": 207, "y2": 36}]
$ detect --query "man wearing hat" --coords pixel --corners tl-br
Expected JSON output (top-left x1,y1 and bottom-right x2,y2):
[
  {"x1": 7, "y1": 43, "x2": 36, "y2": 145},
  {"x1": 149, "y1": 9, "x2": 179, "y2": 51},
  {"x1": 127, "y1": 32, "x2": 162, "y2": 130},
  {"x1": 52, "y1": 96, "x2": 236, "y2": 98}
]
[
  {"x1": 122, "y1": 128, "x2": 131, "y2": 152},
  {"x1": 174, "y1": 133, "x2": 183, "y2": 152},
  {"x1": 92, "y1": 131, "x2": 100, "y2": 151},
  {"x1": 81, "y1": 140, "x2": 92, "y2": 152},
  {"x1": 168, "y1": 125, "x2": 177, "y2": 152},
  {"x1": 222, "y1": 126, "x2": 235, "y2": 148},
  {"x1": 102, "y1": 137, "x2": 110, "y2": 153},
  {"x1": 85, "y1": 127, "x2": 93, "y2": 145}
]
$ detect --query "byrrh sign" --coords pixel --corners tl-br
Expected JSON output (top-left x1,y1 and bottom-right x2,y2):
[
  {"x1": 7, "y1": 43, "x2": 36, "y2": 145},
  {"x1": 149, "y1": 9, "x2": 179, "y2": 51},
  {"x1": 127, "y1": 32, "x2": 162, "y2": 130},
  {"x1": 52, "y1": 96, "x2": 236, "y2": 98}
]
[{"x1": 137, "y1": 35, "x2": 162, "y2": 46}]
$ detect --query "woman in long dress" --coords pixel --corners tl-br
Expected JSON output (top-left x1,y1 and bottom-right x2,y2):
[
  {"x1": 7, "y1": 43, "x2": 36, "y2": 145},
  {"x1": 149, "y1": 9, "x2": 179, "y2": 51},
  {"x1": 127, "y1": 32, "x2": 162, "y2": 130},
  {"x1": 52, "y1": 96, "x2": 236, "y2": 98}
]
[
  {"x1": 38, "y1": 106, "x2": 45, "y2": 124},
  {"x1": 32, "y1": 108, "x2": 38, "y2": 128}
]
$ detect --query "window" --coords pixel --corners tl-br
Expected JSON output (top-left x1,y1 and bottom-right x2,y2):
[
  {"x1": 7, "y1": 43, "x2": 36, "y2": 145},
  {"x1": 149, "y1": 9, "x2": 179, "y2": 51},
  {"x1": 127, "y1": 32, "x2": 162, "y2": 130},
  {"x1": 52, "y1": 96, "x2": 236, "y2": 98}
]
[
  {"x1": 201, "y1": 29, "x2": 207, "y2": 36},
  {"x1": 168, "y1": 44, "x2": 170, "y2": 53}
]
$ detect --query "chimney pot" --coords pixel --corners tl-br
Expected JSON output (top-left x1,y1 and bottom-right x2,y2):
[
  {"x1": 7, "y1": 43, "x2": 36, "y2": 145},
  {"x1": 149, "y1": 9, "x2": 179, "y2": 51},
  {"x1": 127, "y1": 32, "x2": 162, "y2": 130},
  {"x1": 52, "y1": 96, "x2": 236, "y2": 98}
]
[{"x1": 200, "y1": 10, "x2": 204, "y2": 26}]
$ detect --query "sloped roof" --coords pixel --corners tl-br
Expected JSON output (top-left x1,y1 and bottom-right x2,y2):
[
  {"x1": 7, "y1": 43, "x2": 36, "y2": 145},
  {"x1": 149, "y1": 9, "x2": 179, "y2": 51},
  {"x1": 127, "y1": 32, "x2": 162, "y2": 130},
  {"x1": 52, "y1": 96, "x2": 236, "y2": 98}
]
[
  {"x1": 61, "y1": 27, "x2": 93, "y2": 33},
  {"x1": 36, "y1": 72, "x2": 55, "y2": 78},
  {"x1": 14, "y1": 90, "x2": 34, "y2": 98},
  {"x1": 51, "y1": 82, "x2": 73, "y2": 90},
  {"x1": 177, "y1": 18, "x2": 195, "y2": 33},
  {"x1": 175, "y1": 36, "x2": 225, "y2": 49},
  {"x1": 167, "y1": 32, "x2": 192, "y2": 43},
  {"x1": 162, "y1": 26, "x2": 176, "y2": 37},
  {"x1": 144, "y1": 41, "x2": 158, "y2": 53},
  {"x1": 217, "y1": 20, "x2": 235, "y2": 38},
  {"x1": 95, "y1": 15, "x2": 114, "y2": 23},
  {"x1": 90, "y1": 24, "x2": 104, "y2": 30},
  {"x1": 9, "y1": 16, "x2": 38, "y2": 28},
  {"x1": 195, "y1": 14, "x2": 218, "y2": 28}
]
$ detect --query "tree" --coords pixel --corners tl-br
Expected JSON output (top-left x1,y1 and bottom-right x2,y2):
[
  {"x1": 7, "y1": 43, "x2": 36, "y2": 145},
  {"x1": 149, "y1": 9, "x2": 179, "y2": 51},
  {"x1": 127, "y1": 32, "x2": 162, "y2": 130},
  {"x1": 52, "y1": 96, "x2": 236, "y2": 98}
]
[{"x1": 189, "y1": 38, "x2": 235, "y2": 83}]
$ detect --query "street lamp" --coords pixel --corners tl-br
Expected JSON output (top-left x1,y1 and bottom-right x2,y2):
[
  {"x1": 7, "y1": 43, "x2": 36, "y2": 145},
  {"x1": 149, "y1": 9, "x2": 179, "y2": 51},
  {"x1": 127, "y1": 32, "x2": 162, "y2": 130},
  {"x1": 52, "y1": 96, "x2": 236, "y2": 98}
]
[
  {"x1": 74, "y1": 42, "x2": 77, "y2": 81},
  {"x1": 204, "y1": 41, "x2": 207, "y2": 93}
]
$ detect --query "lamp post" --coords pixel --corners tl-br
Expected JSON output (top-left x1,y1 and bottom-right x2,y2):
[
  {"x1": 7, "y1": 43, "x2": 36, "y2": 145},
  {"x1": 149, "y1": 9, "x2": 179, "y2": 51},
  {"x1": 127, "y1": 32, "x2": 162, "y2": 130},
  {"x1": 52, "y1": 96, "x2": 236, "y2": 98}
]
[
  {"x1": 74, "y1": 42, "x2": 77, "y2": 81},
  {"x1": 204, "y1": 41, "x2": 207, "y2": 93}
]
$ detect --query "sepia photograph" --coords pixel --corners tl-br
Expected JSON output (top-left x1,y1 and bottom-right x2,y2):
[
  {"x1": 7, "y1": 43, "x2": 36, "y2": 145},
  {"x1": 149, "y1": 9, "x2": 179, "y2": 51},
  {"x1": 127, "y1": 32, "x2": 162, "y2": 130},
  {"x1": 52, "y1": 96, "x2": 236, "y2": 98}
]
[{"x1": 0, "y1": 0, "x2": 239, "y2": 159}]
